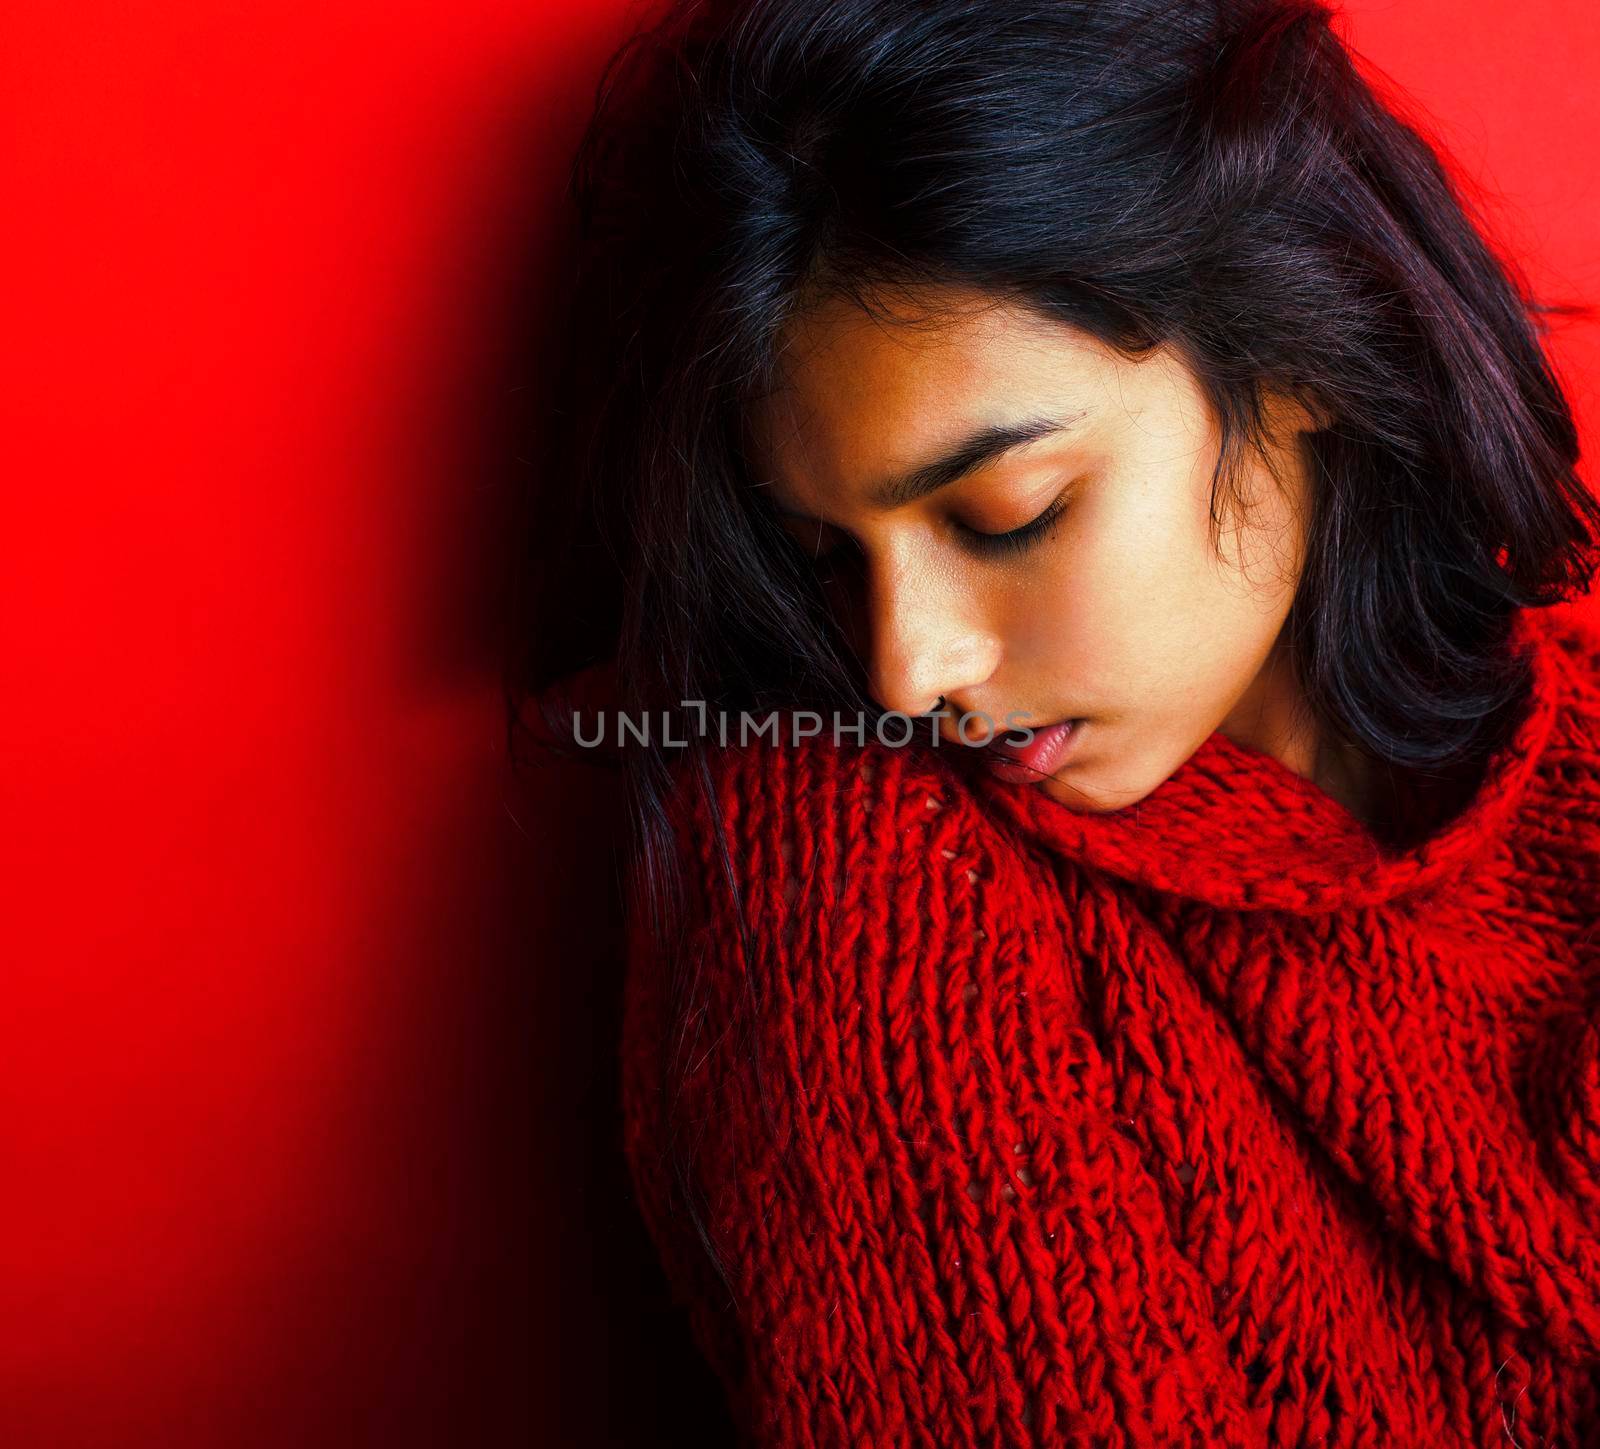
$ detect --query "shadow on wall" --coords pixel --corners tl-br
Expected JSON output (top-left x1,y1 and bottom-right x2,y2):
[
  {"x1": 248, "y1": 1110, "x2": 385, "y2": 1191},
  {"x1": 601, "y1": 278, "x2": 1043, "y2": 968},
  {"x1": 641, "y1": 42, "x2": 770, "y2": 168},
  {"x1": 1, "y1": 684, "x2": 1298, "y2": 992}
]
[{"x1": 436, "y1": 19, "x2": 742, "y2": 1449}]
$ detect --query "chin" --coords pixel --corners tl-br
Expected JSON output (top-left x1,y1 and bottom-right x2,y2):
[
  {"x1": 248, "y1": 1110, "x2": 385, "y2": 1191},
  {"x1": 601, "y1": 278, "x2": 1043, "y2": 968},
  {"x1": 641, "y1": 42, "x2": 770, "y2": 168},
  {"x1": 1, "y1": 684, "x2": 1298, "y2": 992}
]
[
  {"x1": 1038, "y1": 754, "x2": 1165, "y2": 815},
  {"x1": 1040, "y1": 778, "x2": 1123, "y2": 814}
]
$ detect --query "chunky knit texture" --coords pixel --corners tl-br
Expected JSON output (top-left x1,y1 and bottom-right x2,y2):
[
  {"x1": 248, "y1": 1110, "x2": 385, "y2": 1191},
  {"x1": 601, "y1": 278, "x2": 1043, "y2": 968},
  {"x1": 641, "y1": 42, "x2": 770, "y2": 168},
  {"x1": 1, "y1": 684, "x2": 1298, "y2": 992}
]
[{"x1": 620, "y1": 604, "x2": 1600, "y2": 1447}]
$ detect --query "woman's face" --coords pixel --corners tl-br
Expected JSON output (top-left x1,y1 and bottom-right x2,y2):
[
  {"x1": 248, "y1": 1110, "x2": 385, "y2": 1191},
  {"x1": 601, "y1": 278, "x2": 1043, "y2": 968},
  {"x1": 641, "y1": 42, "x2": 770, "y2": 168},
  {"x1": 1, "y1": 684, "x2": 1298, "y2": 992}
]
[{"x1": 747, "y1": 283, "x2": 1324, "y2": 813}]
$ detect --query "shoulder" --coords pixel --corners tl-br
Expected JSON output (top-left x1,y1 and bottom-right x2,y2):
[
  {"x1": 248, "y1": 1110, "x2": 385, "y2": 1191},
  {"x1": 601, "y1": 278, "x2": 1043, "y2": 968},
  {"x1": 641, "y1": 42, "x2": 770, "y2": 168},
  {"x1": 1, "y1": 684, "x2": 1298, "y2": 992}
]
[
  {"x1": 1532, "y1": 603, "x2": 1600, "y2": 713},
  {"x1": 627, "y1": 726, "x2": 1114, "y2": 1184},
  {"x1": 656, "y1": 726, "x2": 1065, "y2": 966},
  {"x1": 1523, "y1": 603, "x2": 1600, "y2": 770},
  {"x1": 624, "y1": 727, "x2": 1101, "y2": 1097}
]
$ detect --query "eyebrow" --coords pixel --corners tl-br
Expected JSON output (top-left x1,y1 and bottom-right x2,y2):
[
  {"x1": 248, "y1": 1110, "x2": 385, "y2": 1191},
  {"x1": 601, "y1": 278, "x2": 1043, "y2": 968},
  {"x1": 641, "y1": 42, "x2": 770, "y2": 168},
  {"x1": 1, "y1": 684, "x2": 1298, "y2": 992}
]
[{"x1": 768, "y1": 410, "x2": 1089, "y2": 520}]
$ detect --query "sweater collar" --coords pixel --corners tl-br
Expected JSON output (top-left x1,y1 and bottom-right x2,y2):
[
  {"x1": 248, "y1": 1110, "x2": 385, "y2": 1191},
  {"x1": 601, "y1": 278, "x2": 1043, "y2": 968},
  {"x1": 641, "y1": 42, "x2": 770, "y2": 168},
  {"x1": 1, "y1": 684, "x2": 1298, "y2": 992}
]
[{"x1": 966, "y1": 608, "x2": 1562, "y2": 913}]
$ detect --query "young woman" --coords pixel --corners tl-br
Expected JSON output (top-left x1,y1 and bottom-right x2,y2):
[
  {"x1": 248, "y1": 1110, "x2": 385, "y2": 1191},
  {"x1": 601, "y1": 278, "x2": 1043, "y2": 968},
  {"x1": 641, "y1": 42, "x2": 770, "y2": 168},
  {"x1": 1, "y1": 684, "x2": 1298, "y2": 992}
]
[{"x1": 510, "y1": 0, "x2": 1600, "y2": 1441}]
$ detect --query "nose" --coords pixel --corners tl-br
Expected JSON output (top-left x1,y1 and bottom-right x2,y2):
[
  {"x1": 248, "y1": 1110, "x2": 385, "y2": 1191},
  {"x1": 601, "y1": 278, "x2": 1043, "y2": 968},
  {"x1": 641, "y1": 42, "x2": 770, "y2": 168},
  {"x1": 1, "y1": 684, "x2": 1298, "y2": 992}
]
[{"x1": 861, "y1": 548, "x2": 1000, "y2": 728}]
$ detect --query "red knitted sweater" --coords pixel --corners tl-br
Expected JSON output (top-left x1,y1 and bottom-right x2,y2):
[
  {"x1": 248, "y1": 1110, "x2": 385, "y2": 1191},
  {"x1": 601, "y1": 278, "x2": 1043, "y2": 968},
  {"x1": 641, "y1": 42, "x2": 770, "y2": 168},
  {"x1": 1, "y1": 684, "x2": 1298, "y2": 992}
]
[{"x1": 620, "y1": 604, "x2": 1600, "y2": 1447}]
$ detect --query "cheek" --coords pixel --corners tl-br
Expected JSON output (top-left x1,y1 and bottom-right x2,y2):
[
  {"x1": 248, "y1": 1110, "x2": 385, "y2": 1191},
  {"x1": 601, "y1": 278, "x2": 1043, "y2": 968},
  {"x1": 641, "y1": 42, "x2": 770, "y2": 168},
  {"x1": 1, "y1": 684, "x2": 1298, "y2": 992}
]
[
  {"x1": 990, "y1": 570, "x2": 1138, "y2": 719},
  {"x1": 1004, "y1": 492, "x2": 1196, "y2": 646},
  {"x1": 1000, "y1": 489, "x2": 1209, "y2": 685}
]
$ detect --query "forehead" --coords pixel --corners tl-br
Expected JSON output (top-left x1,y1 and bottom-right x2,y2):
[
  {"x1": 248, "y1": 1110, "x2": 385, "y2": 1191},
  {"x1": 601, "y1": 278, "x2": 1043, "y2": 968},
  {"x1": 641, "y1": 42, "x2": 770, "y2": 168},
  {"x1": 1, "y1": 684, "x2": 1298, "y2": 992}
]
[{"x1": 748, "y1": 286, "x2": 1111, "y2": 501}]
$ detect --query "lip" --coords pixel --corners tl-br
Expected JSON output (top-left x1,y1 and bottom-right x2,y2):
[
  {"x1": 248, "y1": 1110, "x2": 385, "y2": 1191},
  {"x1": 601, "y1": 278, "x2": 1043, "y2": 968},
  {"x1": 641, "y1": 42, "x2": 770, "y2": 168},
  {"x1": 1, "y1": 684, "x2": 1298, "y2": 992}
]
[{"x1": 979, "y1": 718, "x2": 1084, "y2": 785}]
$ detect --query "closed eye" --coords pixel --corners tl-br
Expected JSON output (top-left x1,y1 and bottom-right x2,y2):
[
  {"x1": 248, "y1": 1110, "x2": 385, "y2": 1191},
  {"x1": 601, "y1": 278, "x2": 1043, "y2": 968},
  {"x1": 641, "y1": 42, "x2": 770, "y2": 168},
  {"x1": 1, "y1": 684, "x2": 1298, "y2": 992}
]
[
  {"x1": 802, "y1": 489, "x2": 1073, "y2": 572},
  {"x1": 955, "y1": 490, "x2": 1072, "y2": 558}
]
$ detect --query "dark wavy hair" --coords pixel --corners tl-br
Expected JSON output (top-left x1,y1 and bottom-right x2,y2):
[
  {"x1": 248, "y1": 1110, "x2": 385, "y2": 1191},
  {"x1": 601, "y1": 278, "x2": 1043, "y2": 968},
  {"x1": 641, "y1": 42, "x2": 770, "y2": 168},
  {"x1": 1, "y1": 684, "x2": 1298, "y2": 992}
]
[{"x1": 504, "y1": 0, "x2": 1599, "y2": 1293}]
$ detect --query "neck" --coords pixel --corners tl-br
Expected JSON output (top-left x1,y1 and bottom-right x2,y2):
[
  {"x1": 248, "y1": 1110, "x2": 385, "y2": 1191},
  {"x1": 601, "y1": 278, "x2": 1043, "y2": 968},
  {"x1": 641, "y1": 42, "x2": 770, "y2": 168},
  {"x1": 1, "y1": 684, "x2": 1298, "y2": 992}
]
[{"x1": 1219, "y1": 629, "x2": 1383, "y2": 830}]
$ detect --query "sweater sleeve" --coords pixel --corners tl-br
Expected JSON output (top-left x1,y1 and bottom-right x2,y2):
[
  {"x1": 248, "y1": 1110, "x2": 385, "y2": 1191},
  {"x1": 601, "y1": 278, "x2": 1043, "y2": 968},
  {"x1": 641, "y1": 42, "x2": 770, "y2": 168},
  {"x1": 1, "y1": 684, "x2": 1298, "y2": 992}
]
[{"x1": 619, "y1": 731, "x2": 1259, "y2": 1448}]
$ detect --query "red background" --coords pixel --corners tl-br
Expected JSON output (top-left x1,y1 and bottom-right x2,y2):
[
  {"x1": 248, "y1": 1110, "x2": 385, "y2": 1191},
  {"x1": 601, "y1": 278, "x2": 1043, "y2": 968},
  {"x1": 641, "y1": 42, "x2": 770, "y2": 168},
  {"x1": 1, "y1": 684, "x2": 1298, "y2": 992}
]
[{"x1": 6, "y1": 2, "x2": 1598, "y2": 1444}]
